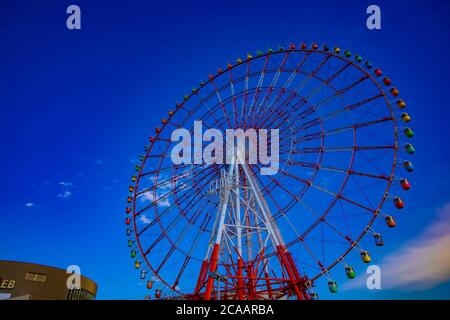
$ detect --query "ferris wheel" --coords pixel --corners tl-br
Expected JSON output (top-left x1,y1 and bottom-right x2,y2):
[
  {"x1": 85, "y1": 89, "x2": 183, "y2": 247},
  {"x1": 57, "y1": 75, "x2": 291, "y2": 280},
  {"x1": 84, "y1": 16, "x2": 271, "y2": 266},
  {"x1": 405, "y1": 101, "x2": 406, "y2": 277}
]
[{"x1": 124, "y1": 42, "x2": 415, "y2": 300}]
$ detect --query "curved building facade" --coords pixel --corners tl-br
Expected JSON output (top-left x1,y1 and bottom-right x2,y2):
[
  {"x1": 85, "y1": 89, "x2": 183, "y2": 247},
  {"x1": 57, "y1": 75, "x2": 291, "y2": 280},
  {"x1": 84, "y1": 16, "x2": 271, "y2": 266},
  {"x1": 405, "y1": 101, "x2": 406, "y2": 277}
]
[{"x1": 0, "y1": 260, "x2": 97, "y2": 300}]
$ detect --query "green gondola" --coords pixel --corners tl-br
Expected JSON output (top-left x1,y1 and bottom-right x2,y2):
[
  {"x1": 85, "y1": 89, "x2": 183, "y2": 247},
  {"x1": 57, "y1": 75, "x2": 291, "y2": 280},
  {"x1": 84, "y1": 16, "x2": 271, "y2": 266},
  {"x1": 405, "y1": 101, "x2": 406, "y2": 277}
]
[
  {"x1": 328, "y1": 281, "x2": 338, "y2": 293},
  {"x1": 345, "y1": 266, "x2": 356, "y2": 279},
  {"x1": 405, "y1": 143, "x2": 416, "y2": 154},
  {"x1": 404, "y1": 128, "x2": 414, "y2": 138}
]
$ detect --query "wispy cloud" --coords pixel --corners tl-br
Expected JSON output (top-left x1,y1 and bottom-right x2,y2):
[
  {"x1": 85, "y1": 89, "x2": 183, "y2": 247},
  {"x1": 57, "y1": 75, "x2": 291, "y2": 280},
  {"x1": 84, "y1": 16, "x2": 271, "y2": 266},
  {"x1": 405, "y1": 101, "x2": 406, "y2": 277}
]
[
  {"x1": 344, "y1": 202, "x2": 450, "y2": 291},
  {"x1": 138, "y1": 174, "x2": 172, "y2": 208},
  {"x1": 58, "y1": 190, "x2": 72, "y2": 200},
  {"x1": 25, "y1": 202, "x2": 35, "y2": 208},
  {"x1": 57, "y1": 180, "x2": 75, "y2": 199},
  {"x1": 140, "y1": 192, "x2": 170, "y2": 208},
  {"x1": 139, "y1": 214, "x2": 152, "y2": 224},
  {"x1": 59, "y1": 181, "x2": 74, "y2": 187},
  {"x1": 94, "y1": 159, "x2": 104, "y2": 166}
]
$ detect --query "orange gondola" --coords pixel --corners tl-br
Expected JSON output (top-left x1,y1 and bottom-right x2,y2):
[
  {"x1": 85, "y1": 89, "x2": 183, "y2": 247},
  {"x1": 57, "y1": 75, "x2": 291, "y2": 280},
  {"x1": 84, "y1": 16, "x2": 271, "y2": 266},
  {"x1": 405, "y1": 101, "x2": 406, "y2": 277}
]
[{"x1": 385, "y1": 216, "x2": 396, "y2": 228}]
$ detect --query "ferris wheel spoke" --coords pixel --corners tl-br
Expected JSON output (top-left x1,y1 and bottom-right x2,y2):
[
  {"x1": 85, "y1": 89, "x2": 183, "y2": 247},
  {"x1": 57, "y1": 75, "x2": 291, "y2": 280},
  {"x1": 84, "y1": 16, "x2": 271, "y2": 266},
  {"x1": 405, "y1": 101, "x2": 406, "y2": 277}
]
[
  {"x1": 154, "y1": 222, "x2": 202, "y2": 287},
  {"x1": 257, "y1": 62, "x2": 356, "y2": 132},
  {"x1": 252, "y1": 61, "x2": 317, "y2": 128},
  {"x1": 279, "y1": 51, "x2": 323, "y2": 98},
  {"x1": 174, "y1": 169, "x2": 219, "y2": 220},
  {"x1": 307, "y1": 237, "x2": 349, "y2": 245},
  {"x1": 337, "y1": 199, "x2": 353, "y2": 239},
  {"x1": 294, "y1": 236, "x2": 325, "y2": 273},
  {"x1": 347, "y1": 174, "x2": 376, "y2": 209},
  {"x1": 196, "y1": 97, "x2": 222, "y2": 126},
  {"x1": 289, "y1": 55, "x2": 333, "y2": 104},
  {"x1": 256, "y1": 92, "x2": 306, "y2": 131},
  {"x1": 238, "y1": 59, "x2": 251, "y2": 127},
  {"x1": 277, "y1": 61, "x2": 349, "y2": 115},
  {"x1": 137, "y1": 165, "x2": 205, "y2": 196},
  {"x1": 357, "y1": 148, "x2": 394, "y2": 176},
  {"x1": 271, "y1": 52, "x2": 309, "y2": 94},
  {"x1": 282, "y1": 176, "x2": 376, "y2": 213},
  {"x1": 297, "y1": 74, "x2": 371, "y2": 123},
  {"x1": 172, "y1": 174, "x2": 215, "y2": 216},
  {"x1": 137, "y1": 165, "x2": 215, "y2": 214},
  {"x1": 209, "y1": 80, "x2": 234, "y2": 128},
  {"x1": 246, "y1": 54, "x2": 271, "y2": 120},
  {"x1": 296, "y1": 117, "x2": 393, "y2": 143},
  {"x1": 252, "y1": 87, "x2": 290, "y2": 127},
  {"x1": 285, "y1": 161, "x2": 390, "y2": 180},
  {"x1": 135, "y1": 180, "x2": 189, "y2": 220},
  {"x1": 299, "y1": 92, "x2": 384, "y2": 124},
  {"x1": 322, "y1": 60, "x2": 352, "y2": 83},
  {"x1": 253, "y1": 80, "x2": 296, "y2": 126},
  {"x1": 292, "y1": 145, "x2": 394, "y2": 154},
  {"x1": 172, "y1": 255, "x2": 191, "y2": 289},
  {"x1": 187, "y1": 195, "x2": 217, "y2": 226},
  {"x1": 146, "y1": 210, "x2": 196, "y2": 258},
  {"x1": 228, "y1": 67, "x2": 245, "y2": 128},
  {"x1": 181, "y1": 190, "x2": 218, "y2": 230},
  {"x1": 155, "y1": 244, "x2": 178, "y2": 274},
  {"x1": 358, "y1": 128, "x2": 394, "y2": 149},
  {"x1": 249, "y1": 52, "x2": 292, "y2": 126},
  {"x1": 141, "y1": 163, "x2": 191, "y2": 177},
  {"x1": 136, "y1": 168, "x2": 217, "y2": 235},
  {"x1": 319, "y1": 93, "x2": 386, "y2": 124},
  {"x1": 315, "y1": 214, "x2": 361, "y2": 255},
  {"x1": 249, "y1": 165, "x2": 301, "y2": 218},
  {"x1": 281, "y1": 197, "x2": 356, "y2": 266},
  {"x1": 280, "y1": 168, "x2": 376, "y2": 213}
]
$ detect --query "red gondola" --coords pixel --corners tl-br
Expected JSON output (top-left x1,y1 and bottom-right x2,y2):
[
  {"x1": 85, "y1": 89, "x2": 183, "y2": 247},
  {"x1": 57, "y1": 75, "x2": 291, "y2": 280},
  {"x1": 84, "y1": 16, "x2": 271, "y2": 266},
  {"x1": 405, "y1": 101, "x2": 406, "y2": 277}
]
[
  {"x1": 394, "y1": 197, "x2": 405, "y2": 209},
  {"x1": 400, "y1": 179, "x2": 411, "y2": 190}
]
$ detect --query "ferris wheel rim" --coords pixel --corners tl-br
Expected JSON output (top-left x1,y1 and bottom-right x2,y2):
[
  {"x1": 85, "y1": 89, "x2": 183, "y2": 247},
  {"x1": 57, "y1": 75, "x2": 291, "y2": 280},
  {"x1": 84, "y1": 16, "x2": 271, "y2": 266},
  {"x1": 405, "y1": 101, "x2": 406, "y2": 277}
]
[{"x1": 128, "y1": 44, "x2": 407, "y2": 297}]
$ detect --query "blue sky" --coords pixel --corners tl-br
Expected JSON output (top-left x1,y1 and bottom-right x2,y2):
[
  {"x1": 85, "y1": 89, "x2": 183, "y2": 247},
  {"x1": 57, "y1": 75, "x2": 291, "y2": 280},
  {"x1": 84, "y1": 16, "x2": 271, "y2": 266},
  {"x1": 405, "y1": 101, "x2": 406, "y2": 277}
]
[{"x1": 0, "y1": 0, "x2": 449, "y2": 299}]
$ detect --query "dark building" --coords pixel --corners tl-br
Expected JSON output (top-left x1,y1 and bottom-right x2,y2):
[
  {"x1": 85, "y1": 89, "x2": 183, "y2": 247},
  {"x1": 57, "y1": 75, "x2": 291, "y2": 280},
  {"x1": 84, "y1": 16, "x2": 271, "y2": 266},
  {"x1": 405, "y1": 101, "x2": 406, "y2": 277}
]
[{"x1": 0, "y1": 260, "x2": 97, "y2": 300}]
